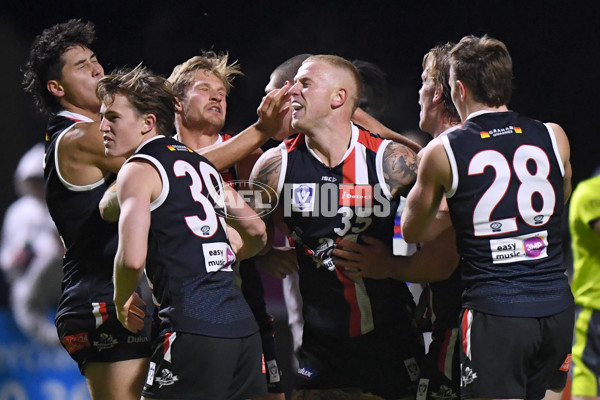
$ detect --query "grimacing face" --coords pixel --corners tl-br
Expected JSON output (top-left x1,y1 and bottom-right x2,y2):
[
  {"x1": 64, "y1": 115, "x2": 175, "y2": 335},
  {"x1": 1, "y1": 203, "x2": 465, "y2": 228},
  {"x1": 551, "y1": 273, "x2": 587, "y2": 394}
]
[
  {"x1": 57, "y1": 45, "x2": 104, "y2": 113},
  {"x1": 288, "y1": 61, "x2": 338, "y2": 134},
  {"x1": 179, "y1": 69, "x2": 227, "y2": 132}
]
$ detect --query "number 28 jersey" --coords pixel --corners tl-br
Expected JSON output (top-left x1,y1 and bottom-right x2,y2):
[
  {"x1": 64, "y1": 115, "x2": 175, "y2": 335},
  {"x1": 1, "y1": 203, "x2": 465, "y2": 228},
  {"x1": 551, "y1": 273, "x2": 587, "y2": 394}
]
[{"x1": 442, "y1": 111, "x2": 573, "y2": 317}]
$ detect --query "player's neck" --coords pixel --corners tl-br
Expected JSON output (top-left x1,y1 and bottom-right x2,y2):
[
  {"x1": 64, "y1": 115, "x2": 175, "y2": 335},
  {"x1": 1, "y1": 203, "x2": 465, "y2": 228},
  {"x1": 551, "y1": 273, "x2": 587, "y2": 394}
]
[
  {"x1": 175, "y1": 125, "x2": 220, "y2": 150},
  {"x1": 61, "y1": 104, "x2": 99, "y2": 122},
  {"x1": 462, "y1": 101, "x2": 509, "y2": 121},
  {"x1": 305, "y1": 121, "x2": 352, "y2": 168}
]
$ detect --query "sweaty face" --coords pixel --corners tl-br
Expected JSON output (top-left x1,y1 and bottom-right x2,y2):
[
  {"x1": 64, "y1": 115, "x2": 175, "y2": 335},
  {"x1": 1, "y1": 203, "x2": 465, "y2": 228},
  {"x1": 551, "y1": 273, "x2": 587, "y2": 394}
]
[
  {"x1": 418, "y1": 60, "x2": 437, "y2": 135},
  {"x1": 100, "y1": 94, "x2": 147, "y2": 158},
  {"x1": 288, "y1": 61, "x2": 337, "y2": 134},
  {"x1": 179, "y1": 70, "x2": 227, "y2": 132},
  {"x1": 58, "y1": 45, "x2": 104, "y2": 114}
]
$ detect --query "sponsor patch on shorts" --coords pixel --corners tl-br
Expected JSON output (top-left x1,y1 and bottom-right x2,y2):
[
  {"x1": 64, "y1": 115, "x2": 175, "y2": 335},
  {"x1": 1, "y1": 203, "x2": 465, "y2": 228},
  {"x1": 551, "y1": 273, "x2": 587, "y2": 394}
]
[
  {"x1": 490, "y1": 230, "x2": 548, "y2": 264},
  {"x1": 61, "y1": 332, "x2": 90, "y2": 354},
  {"x1": 202, "y1": 242, "x2": 235, "y2": 272}
]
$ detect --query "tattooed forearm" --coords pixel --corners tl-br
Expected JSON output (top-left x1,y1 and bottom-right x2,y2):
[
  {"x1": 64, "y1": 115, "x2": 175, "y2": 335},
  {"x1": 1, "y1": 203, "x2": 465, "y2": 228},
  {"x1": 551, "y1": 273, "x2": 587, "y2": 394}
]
[{"x1": 382, "y1": 142, "x2": 419, "y2": 197}]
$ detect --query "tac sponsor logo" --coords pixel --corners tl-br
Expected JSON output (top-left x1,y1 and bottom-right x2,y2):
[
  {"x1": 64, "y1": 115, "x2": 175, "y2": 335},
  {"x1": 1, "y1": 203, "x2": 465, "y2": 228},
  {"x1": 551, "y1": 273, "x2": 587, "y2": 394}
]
[
  {"x1": 559, "y1": 354, "x2": 571, "y2": 371},
  {"x1": 61, "y1": 332, "x2": 90, "y2": 354}
]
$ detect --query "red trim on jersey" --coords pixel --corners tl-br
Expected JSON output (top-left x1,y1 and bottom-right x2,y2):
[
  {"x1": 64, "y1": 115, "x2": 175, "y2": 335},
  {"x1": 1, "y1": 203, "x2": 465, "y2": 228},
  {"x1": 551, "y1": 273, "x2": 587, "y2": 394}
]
[
  {"x1": 163, "y1": 332, "x2": 172, "y2": 355},
  {"x1": 335, "y1": 268, "x2": 362, "y2": 336},
  {"x1": 220, "y1": 133, "x2": 233, "y2": 141},
  {"x1": 356, "y1": 126, "x2": 384, "y2": 152},
  {"x1": 63, "y1": 116, "x2": 85, "y2": 123},
  {"x1": 342, "y1": 147, "x2": 356, "y2": 183},
  {"x1": 99, "y1": 302, "x2": 108, "y2": 323},
  {"x1": 461, "y1": 309, "x2": 470, "y2": 355},
  {"x1": 285, "y1": 133, "x2": 305, "y2": 152},
  {"x1": 339, "y1": 154, "x2": 364, "y2": 336}
]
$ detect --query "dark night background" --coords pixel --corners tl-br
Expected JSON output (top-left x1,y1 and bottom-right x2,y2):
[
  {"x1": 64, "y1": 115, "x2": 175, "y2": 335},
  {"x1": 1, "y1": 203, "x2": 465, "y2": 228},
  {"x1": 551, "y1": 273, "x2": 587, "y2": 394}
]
[{"x1": 1, "y1": 0, "x2": 599, "y2": 228}]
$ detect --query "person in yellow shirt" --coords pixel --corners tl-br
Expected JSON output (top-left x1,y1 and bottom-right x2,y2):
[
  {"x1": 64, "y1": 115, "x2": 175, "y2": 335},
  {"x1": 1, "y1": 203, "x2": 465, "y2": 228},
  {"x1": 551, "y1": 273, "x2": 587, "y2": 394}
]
[{"x1": 570, "y1": 167, "x2": 600, "y2": 400}]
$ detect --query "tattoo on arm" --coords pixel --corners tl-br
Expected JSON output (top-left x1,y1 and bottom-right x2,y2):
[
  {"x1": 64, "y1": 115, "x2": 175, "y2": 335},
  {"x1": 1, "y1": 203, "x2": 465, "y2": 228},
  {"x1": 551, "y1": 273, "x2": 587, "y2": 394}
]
[
  {"x1": 249, "y1": 149, "x2": 282, "y2": 217},
  {"x1": 382, "y1": 142, "x2": 419, "y2": 197}
]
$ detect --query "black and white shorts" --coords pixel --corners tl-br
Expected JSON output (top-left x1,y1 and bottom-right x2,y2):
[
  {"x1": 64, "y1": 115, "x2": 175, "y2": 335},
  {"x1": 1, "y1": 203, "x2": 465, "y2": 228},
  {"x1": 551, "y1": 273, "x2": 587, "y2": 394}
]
[{"x1": 142, "y1": 331, "x2": 266, "y2": 400}]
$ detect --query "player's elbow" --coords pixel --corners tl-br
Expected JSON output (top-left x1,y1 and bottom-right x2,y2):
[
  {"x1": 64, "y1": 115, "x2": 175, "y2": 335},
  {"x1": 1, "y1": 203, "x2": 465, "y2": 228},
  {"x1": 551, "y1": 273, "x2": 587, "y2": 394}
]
[
  {"x1": 401, "y1": 222, "x2": 420, "y2": 244},
  {"x1": 115, "y1": 251, "x2": 146, "y2": 272}
]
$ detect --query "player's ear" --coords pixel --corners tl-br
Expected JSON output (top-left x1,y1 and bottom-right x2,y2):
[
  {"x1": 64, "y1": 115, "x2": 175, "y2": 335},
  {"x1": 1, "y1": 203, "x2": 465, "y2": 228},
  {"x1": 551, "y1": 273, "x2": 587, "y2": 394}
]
[
  {"x1": 174, "y1": 97, "x2": 183, "y2": 112},
  {"x1": 142, "y1": 113, "x2": 156, "y2": 134},
  {"x1": 433, "y1": 85, "x2": 443, "y2": 104},
  {"x1": 331, "y1": 87, "x2": 348, "y2": 109},
  {"x1": 456, "y1": 80, "x2": 467, "y2": 101},
  {"x1": 47, "y1": 80, "x2": 65, "y2": 98}
]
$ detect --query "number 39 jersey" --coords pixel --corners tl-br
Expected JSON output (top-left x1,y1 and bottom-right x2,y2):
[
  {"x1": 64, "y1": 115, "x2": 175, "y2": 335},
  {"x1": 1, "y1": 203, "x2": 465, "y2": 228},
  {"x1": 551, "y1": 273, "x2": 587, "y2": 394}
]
[
  {"x1": 129, "y1": 136, "x2": 258, "y2": 338},
  {"x1": 442, "y1": 111, "x2": 573, "y2": 317},
  {"x1": 277, "y1": 124, "x2": 414, "y2": 339}
]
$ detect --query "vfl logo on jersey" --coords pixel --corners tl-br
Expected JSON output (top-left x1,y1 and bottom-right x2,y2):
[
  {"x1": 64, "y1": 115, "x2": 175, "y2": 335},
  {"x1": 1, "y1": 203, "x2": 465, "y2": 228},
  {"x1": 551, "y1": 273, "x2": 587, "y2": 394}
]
[
  {"x1": 155, "y1": 368, "x2": 179, "y2": 388},
  {"x1": 166, "y1": 144, "x2": 194, "y2": 152},
  {"x1": 93, "y1": 333, "x2": 118, "y2": 351},
  {"x1": 203, "y1": 242, "x2": 235, "y2": 272},
  {"x1": 291, "y1": 183, "x2": 315, "y2": 212},
  {"x1": 339, "y1": 184, "x2": 373, "y2": 208},
  {"x1": 480, "y1": 126, "x2": 522, "y2": 139},
  {"x1": 489, "y1": 230, "x2": 548, "y2": 264}
]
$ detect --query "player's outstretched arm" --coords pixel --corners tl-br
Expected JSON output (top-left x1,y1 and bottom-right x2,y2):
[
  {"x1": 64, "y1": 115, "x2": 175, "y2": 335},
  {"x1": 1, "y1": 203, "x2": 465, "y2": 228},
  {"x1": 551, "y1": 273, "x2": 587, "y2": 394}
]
[{"x1": 198, "y1": 82, "x2": 291, "y2": 171}]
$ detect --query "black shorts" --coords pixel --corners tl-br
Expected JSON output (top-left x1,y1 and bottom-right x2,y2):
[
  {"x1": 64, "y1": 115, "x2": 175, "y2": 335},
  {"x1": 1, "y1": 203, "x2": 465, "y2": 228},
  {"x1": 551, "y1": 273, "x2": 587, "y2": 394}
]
[
  {"x1": 417, "y1": 327, "x2": 460, "y2": 400},
  {"x1": 56, "y1": 302, "x2": 152, "y2": 375},
  {"x1": 142, "y1": 331, "x2": 267, "y2": 400},
  {"x1": 295, "y1": 325, "x2": 424, "y2": 399},
  {"x1": 459, "y1": 306, "x2": 574, "y2": 400}
]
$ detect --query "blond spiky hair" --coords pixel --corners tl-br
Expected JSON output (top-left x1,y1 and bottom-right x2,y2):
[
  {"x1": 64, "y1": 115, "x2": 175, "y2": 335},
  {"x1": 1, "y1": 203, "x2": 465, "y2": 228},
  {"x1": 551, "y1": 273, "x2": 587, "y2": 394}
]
[{"x1": 168, "y1": 50, "x2": 243, "y2": 98}]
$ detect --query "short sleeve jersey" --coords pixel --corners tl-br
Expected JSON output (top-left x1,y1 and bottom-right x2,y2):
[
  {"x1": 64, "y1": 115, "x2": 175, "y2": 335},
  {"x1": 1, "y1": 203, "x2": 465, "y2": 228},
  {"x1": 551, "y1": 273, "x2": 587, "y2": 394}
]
[
  {"x1": 569, "y1": 175, "x2": 600, "y2": 309},
  {"x1": 442, "y1": 111, "x2": 572, "y2": 317},
  {"x1": 44, "y1": 111, "x2": 117, "y2": 320},
  {"x1": 277, "y1": 123, "x2": 414, "y2": 338},
  {"x1": 130, "y1": 136, "x2": 258, "y2": 338}
]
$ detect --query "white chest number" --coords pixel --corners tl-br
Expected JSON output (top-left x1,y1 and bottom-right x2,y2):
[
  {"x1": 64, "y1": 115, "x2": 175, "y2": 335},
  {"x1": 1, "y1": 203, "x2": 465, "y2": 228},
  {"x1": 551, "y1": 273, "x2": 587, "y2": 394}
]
[
  {"x1": 173, "y1": 160, "x2": 225, "y2": 237},
  {"x1": 334, "y1": 206, "x2": 372, "y2": 236},
  {"x1": 469, "y1": 146, "x2": 556, "y2": 236}
]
